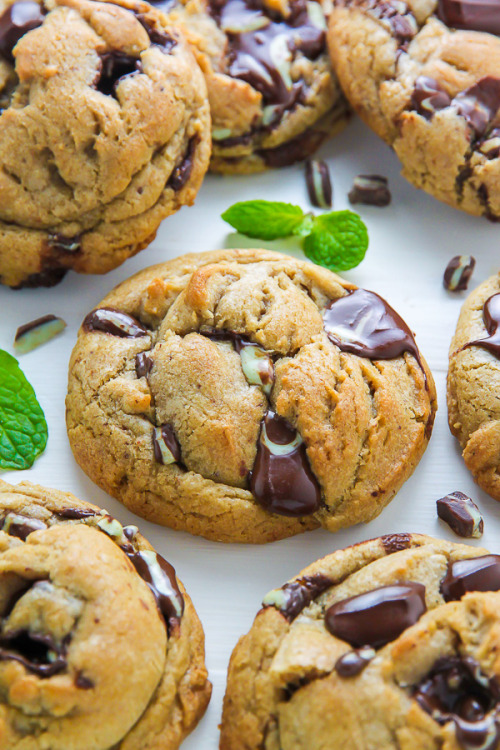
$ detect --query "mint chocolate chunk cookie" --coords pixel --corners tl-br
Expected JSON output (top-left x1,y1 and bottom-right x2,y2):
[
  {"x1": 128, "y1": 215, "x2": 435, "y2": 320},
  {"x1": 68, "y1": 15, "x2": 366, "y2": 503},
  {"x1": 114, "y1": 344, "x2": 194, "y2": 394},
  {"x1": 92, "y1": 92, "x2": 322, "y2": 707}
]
[
  {"x1": 164, "y1": 0, "x2": 349, "y2": 173},
  {"x1": 0, "y1": 478, "x2": 211, "y2": 749},
  {"x1": 0, "y1": 0, "x2": 210, "y2": 287},
  {"x1": 220, "y1": 534, "x2": 500, "y2": 749},
  {"x1": 66, "y1": 248, "x2": 436, "y2": 543},
  {"x1": 328, "y1": 0, "x2": 500, "y2": 219},
  {"x1": 448, "y1": 272, "x2": 500, "y2": 501}
]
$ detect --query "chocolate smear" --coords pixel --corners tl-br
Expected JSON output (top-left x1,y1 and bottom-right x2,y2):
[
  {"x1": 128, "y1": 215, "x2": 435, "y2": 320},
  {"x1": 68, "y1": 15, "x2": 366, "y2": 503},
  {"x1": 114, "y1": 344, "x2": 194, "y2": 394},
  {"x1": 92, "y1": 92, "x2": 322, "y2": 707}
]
[
  {"x1": 464, "y1": 294, "x2": 500, "y2": 358},
  {"x1": 325, "y1": 582, "x2": 427, "y2": 648},
  {"x1": 126, "y1": 549, "x2": 184, "y2": 631},
  {"x1": 167, "y1": 137, "x2": 197, "y2": 191},
  {"x1": 250, "y1": 410, "x2": 321, "y2": 517},
  {"x1": 441, "y1": 555, "x2": 500, "y2": 601},
  {"x1": 0, "y1": 629, "x2": 67, "y2": 677},
  {"x1": 83, "y1": 307, "x2": 149, "y2": 338}
]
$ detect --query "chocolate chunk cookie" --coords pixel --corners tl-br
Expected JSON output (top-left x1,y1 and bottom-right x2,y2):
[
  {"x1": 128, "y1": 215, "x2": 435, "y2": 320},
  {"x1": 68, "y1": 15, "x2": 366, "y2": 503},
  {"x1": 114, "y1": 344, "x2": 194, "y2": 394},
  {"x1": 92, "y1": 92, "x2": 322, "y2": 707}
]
[
  {"x1": 448, "y1": 272, "x2": 500, "y2": 501},
  {"x1": 0, "y1": 478, "x2": 211, "y2": 749},
  {"x1": 327, "y1": 0, "x2": 500, "y2": 218},
  {"x1": 65, "y1": 248, "x2": 436, "y2": 543},
  {"x1": 220, "y1": 534, "x2": 500, "y2": 749},
  {"x1": 165, "y1": 0, "x2": 349, "y2": 172},
  {"x1": 0, "y1": 0, "x2": 210, "y2": 288}
]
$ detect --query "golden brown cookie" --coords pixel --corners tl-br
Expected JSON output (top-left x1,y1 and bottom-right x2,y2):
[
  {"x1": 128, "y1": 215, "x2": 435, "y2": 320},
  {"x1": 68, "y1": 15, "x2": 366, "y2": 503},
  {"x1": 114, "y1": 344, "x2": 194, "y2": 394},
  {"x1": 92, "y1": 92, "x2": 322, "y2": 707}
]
[
  {"x1": 0, "y1": 0, "x2": 210, "y2": 288},
  {"x1": 327, "y1": 0, "x2": 500, "y2": 218},
  {"x1": 165, "y1": 0, "x2": 348, "y2": 173},
  {"x1": 448, "y1": 272, "x2": 500, "y2": 501},
  {"x1": 0, "y1": 478, "x2": 211, "y2": 749},
  {"x1": 220, "y1": 533, "x2": 500, "y2": 749},
  {"x1": 66, "y1": 248, "x2": 436, "y2": 543}
]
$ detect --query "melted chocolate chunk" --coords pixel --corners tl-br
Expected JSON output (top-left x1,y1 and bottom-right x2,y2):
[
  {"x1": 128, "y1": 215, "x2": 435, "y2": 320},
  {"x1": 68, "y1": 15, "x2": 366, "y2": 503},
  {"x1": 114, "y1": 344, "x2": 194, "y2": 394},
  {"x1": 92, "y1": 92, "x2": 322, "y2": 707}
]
[
  {"x1": 1, "y1": 513, "x2": 47, "y2": 541},
  {"x1": 441, "y1": 555, "x2": 500, "y2": 601},
  {"x1": 96, "y1": 51, "x2": 141, "y2": 98},
  {"x1": 55, "y1": 508, "x2": 98, "y2": 520},
  {"x1": 436, "y1": 491, "x2": 484, "y2": 538},
  {"x1": 323, "y1": 289, "x2": 424, "y2": 371},
  {"x1": 250, "y1": 410, "x2": 321, "y2": 517},
  {"x1": 136, "y1": 14, "x2": 177, "y2": 48},
  {"x1": 381, "y1": 533, "x2": 412, "y2": 554},
  {"x1": 0, "y1": 1, "x2": 44, "y2": 61},
  {"x1": 10, "y1": 267, "x2": 67, "y2": 289},
  {"x1": 135, "y1": 352, "x2": 153, "y2": 378},
  {"x1": 167, "y1": 137, "x2": 197, "y2": 191},
  {"x1": 465, "y1": 294, "x2": 500, "y2": 358},
  {"x1": 83, "y1": 307, "x2": 149, "y2": 338},
  {"x1": 411, "y1": 76, "x2": 451, "y2": 120},
  {"x1": 413, "y1": 657, "x2": 500, "y2": 750},
  {"x1": 263, "y1": 574, "x2": 332, "y2": 620},
  {"x1": 335, "y1": 646, "x2": 376, "y2": 677},
  {"x1": 325, "y1": 582, "x2": 427, "y2": 648},
  {"x1": 443, "y1": 255, "x2": 476, "y2": 292},
  {"x1": 126, "y1": 549, "x2": 184, "y2": 631},
  {"x1": 437, "y1": 0, "x2": 500, "y2": 37},
  {"x1": 480, "y1": 127, "x2": 500, "y2": 159},
  {"x1": 152, "y1": 424, "x2": 181, "y2": 465},
  {"x1": 259, "y1": 124, "x2": 327, "y2": 167},
  {"x1": 47, "y1": 233, "x2": 81, "y2": 253},
  {"x1": 362, "y1": 0, "x2": 417, "y2": 42},
  {"x1": 454, "y1": 78, "x2": 500, "y2": 138},
  {"x1": 75, "y1": 672, "x2": 94, "y2": 689},
  {"x1": 213, "y1": 0, "x2": 325, "y2": 109},
  {"x1": 0, "y1": 629, "x2": 67, "y2": 677}
]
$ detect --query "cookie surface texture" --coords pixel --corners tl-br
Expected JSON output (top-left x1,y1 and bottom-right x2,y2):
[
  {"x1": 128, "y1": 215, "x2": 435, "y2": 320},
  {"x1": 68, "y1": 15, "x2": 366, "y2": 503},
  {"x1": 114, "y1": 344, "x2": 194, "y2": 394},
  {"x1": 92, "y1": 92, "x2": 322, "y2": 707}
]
[
  {"x1": 66, "y1": 248, "x2": 436, "y2": 543},
  {"x1": 220, "y1": 533, "x2": 500, "y2": 749},
  {"x1": 0, "y1": 478, "x2": 211, "y2": 749},
  {"x1": 165, "y1": 0, "x2": 348, "y2": 173},
  {"x1": 448, "y1": 272, "x2": 500, "y2": 501},
  {"x1": 327, "y1": 0, "x2": 500, "y2": 218},
  {"x1": 0, "y1": 0, "x2": 210, "y2": 287}
]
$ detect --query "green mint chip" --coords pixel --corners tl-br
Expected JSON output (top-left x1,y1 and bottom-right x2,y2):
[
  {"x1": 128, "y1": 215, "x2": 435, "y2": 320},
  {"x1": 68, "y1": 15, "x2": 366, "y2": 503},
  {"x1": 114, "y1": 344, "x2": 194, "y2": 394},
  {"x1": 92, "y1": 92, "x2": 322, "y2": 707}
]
[
  {"x1": 222, "y1": 200, "x2": 305, "y2": 240},
  {"x1": 0, "y1": 350, "x2": 48, "y2": 470},
  {"x1": 303, "y1": 210, "x2": 369, "y2": 272}
]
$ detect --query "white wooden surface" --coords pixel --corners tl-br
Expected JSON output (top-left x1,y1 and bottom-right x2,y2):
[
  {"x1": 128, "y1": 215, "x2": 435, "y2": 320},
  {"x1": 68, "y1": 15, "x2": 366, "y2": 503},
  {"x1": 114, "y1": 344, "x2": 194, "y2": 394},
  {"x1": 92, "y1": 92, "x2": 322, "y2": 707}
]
[{"x1": 0, "y1": 116, "x2": 499, "y2": 749}]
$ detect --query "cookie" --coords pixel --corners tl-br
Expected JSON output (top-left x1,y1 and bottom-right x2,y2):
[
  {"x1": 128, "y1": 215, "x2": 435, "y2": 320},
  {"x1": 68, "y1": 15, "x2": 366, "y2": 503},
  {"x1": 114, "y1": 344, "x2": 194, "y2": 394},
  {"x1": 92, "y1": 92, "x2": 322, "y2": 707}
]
[
  {"x1": 0, "y1": 0, "x2": 210, "y2": 288},
  {"x1": 448, "y1": 272, "x2": 500, "y2": 501},
  {"x1": 66, "y1": 248, "x2": 436, "y2": 544},
  {"x1": 0, "y1": 477, "x2": 211, "y2": 749},
  {"x1": 164, "y1": 0, "x2": 348, "y2": 173},
  {"x1": 220, "y1": 533, "x2": 500, "y2": 749},
  {"x1": 327, "y1": 0, "x2": 500, "y2": 218}
]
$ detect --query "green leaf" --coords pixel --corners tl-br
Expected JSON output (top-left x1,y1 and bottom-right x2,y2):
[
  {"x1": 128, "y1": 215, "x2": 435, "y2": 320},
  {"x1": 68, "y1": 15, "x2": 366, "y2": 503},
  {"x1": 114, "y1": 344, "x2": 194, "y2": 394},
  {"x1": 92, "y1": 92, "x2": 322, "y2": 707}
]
[
  {"x1": 302, "y1": 210, "x2": 369, "y2": 272},
  {"x1": 0, "y1": 350, "x2": 48, "y2": 471},
  {"x1": 221, "y1": 200, "x2": 305, "y2": 240}
]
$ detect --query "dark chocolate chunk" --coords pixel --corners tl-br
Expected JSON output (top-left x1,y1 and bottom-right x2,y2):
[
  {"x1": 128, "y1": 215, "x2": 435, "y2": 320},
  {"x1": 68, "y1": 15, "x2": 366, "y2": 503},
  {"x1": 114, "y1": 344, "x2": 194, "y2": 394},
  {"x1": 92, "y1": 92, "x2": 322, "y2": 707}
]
[
  {"x1": 381, "y1": 533, "x2": 412, "y2": 554},
  {"x1": 480, "y1": 128, "x2": 500, "y2": 159},
  {"x1": 10, "y1": 267, "x2": 67, "y2": 289},
  {"x1": 96, "y1": 51, "x2": 141, "y2": 98},
  {"x1": 135, "y1": 352, "x2": 153, "y2": 378},
  {"x1": 75, "y1": 672, "x2": 94, "y2": 689},
  {"x1": 443, "y1": 255, "x2": 476, "y2": 292},
  {"x1": 363, "y1": 0, "x2": 417, "y2": 42},
  {"x1": 323, "y1": 289, "x2": 424, "y2": 375},
  {"x1": 262, "y1": 574, "x2": 332, "y2": 620},
  {"x1": 348, "y1": 175, "x2": 391, "y2": 206},
  {"x1": 438, "y1": 0, "x2": 500, "y2": 37},
  {"x1": 83, "y1": 307, "x2": 149, "y2": 338},
  {"x1": 1, "y1": 513, "x2": 47, "y2": 541},
  {"x1": 55, "y1": 508, "x2": 98, "y2": 519},
  {"x1": 413, "y1": 656, "x2": 500, "y2": 750},
  {"x1": 437, "y1": 491, "x2": 484, "y2": 538},
  {"x1": 126, "y1": 549, "x2": 184, "y2": 631},
  {"x1": 0, "y1": 1, "x2": 44, "y2": 61},
  {"x1": 250, "y1": 410, "x2": 321, "y2": 517},
  {"x1": 441, "y1": 555, "x2": 500, "y2": 601},
  {"x1": 47, "y1": 233, "x2": 81, "y2": 253},
  {"x1": 335, "y1": 646, "x2": 376, "y2": 677},
  {"x1": 411, "y1": 76, "x2": 451, "y2": 120},
  {"x1": 0, "y1": 629, "x2": 67, "y2": 677},
  {"x1": 167, "y1": 137, "x2": 197, "y2": 191},
  {"x1": 305, "y1": 158, "x2": 332, "y2": 208},
  {"x1": 464, "y1": 294, "x2": 500, "y2": 358},
  {"x1": 136, "y1": 14, "x2": 177, "y2": 48},
  {"x1": 454, "y1": 78, "x2": 500, "y2": 138},
  {"x1": 325, "y1": 582, "x2": 427, "y2": 648},
  {"x1": 259, "y1": 124, "x2": 329, "y2": 168},
  {"x1": 153, "y1": 424, "x2": 181, "y2": 465},
  {"x1": 14, "y1": 314, "x2": 66, "y2": 354}
]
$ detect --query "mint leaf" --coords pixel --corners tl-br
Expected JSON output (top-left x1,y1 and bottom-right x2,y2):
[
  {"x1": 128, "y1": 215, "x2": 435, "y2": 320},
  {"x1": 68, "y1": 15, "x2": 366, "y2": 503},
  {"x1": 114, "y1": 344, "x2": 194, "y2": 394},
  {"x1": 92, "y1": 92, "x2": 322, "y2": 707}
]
[
  {"x1": 222, "y1": 201, "x2": 305, "y2": 240},
  {"x1": 0, "y1": 350, "x2": 48, "y2": 470},
  {"x1": 303, "y1": 210, "x2": 368, "y2": 272}
]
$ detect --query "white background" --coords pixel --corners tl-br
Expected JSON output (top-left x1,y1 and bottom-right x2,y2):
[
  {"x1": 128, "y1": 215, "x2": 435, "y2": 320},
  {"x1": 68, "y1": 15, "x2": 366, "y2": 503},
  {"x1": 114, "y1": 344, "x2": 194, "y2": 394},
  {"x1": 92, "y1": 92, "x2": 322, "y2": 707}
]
[{"x1": 1, "y1": 116, "x2": 499, "y2": 748}]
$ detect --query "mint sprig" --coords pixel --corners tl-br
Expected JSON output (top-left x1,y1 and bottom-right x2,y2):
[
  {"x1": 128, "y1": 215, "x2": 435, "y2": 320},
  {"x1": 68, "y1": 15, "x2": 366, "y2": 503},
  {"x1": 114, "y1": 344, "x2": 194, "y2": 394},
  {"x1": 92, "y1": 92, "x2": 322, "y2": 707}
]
[
  {"x1": 0, "y1": 350, "x2": 48, "y2": 470},
  {"x1": 221, "y1": 200, "x2": 368, "y2": 271}
]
